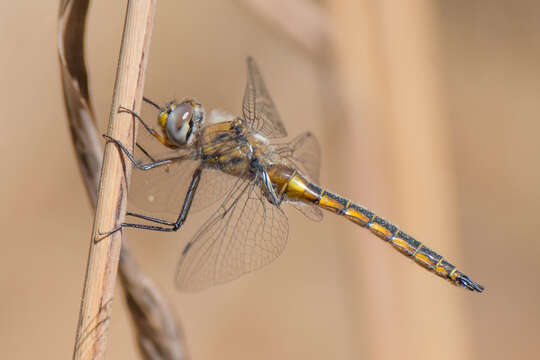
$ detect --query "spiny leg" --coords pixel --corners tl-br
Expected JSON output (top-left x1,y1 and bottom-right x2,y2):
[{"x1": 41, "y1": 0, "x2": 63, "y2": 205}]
[
  {"x1": 136, "y1": 142, "x2": 156, "y2": 162},
  {"x1": 97, "y1": 167, "x2": 202, "y2": 240},
  {"x1": 117, "y1": 106, "x2": 169, "y2": 146},
  {"x1": 103, "y1": 134, "x2": 185, "y2": 171},
  {"x1": 125, "y1": 212, "x2": 175, "y2": 226},
  {"x1": 143, "y1": 96, "x2": 161, "y2": 110},
  {"x1": 125, "y1": 167, "x2": 201, "y2": 231}
]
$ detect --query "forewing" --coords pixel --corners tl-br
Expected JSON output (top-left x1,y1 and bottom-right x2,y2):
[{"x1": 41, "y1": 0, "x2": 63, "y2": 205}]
[
  {"x1": 175, "y1": 177, "x2": 289, "y2": 291},
  {"x1": 242, "y1": 57, "x2": 288, "y2": 139}
]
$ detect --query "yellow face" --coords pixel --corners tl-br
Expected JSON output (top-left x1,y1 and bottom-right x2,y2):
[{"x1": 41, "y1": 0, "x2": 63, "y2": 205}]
[{"x1": 158, "y1": 103, "x2": 175, "y2": 129}]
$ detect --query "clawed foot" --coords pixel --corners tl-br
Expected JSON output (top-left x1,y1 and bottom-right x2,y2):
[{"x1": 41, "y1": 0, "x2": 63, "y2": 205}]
[{"x1": 94, "y1": 226, "x2": 122, "y2": 244}]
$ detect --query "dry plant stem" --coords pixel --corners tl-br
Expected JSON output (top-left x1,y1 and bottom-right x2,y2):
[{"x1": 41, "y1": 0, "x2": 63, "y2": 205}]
[
  {"x1": 60, "y1": 0, "x2": 188, "y2": 358},
  {"x1": 73, "y1": 1, "x2": 156, "y2": 358}
]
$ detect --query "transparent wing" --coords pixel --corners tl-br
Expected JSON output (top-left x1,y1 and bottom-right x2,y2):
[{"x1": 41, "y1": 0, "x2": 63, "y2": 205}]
[
  {"x1": 129, "y1": 162, "x2": 238, "y2": 221},
  {"x1": 128, "y1": 131, "x2": 237, "y2": 221},
  {"x1": 271, "y1": 131, "x2": 323, "y2": 221},
  {"x1": 129, "y1": 156, "x2": 196, "y2": 219},
  {"x1": 175, "y1": 176, "x2": 289, "y2": 291},
  {"x1": 289, "y1": 202, "x2": 323, "y2": 222},
  {"x1": 242, "y1": 57, "x2": 288, "y2": 139},
  {"x1": 272, "y1": 131, "x2": 321, "y2": 183}
]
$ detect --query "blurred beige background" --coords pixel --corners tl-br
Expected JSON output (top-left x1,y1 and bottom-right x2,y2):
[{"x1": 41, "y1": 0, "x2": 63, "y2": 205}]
[{"x1": 2, "y1": 1, "x2": 539, "y2": 359}]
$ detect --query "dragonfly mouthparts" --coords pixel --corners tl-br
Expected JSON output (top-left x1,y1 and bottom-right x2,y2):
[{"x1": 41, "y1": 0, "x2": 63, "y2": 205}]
[{"x1": 457, "y1": 274, "x2": 485, "y2": 293}]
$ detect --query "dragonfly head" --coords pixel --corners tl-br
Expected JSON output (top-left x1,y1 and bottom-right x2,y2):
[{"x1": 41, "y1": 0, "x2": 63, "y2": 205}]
[{"x1": 158, "y1": 99, "x2": 204, "y2": 147}]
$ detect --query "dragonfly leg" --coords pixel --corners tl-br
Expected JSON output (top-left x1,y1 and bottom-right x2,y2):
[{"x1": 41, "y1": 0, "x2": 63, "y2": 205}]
[
  {"x1": 135, "y1": 142, "x2": 156, "y2": 162},
  {"x1": 103, "y1": 134, "x2": 184, "y2": 171},
  {"x1": 118, "y1": 105, "x2": 170, "y2": 147},
  {"x1": 96, "y1": 168, "x2": 201, "y2": 240},
  {"x1": 118, "y1": 106, "x2": 160, "y2": 139},
  {"x1": 261, "y1": 169, "x2": 280, "y2": 206},
  {"x1": 126, "y1": 212, "x2": 175, "y2": 225},
  {"x1": 143, "y1": 96, "x2": 161, "y2": 110}
]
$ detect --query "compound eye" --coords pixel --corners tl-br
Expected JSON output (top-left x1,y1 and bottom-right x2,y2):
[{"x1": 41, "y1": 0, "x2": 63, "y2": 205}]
[
  {"x1": 172, "y1": 103, "x2": 193, "y2": 130},
  {"x1": 166, "y1": 102, "x2": 194, "y2": 145}
]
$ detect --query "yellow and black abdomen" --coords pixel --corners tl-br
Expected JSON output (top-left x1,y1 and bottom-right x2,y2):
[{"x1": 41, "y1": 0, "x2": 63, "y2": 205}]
[{"x1": 268, "y1": 164, "x2": 484, "y2": 292}]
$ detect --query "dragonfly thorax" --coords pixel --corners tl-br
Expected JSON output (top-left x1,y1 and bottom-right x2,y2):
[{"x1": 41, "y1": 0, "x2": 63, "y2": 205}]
[{"x1": 194, "y1": 117, "x2": 279, "y2": 193}]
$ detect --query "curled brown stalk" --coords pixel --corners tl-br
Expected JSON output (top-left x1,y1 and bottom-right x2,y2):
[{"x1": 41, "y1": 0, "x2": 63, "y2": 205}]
[{"x1": 58, "y1": 0, "x2": 187, "y2": 358}]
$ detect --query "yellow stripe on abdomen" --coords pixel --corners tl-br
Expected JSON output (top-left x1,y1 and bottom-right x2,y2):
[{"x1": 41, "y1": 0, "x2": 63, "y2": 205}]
[
  {"x1": 267, "y1": 164, "x2": 483, "y2": 292},
  {"x1": 304, "y1": 181, "x2": 481, "y2": 291}
]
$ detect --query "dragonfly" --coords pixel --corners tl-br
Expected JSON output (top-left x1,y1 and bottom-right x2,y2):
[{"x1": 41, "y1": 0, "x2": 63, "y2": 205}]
[{"x1": 105, "y1": 57, "x2": 484, "y2": 293}]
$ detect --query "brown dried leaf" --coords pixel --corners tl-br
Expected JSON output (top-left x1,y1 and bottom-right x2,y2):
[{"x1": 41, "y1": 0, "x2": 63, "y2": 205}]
[{"x1": 58, "y1": 0, "x2": 102, "y2": 204}]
